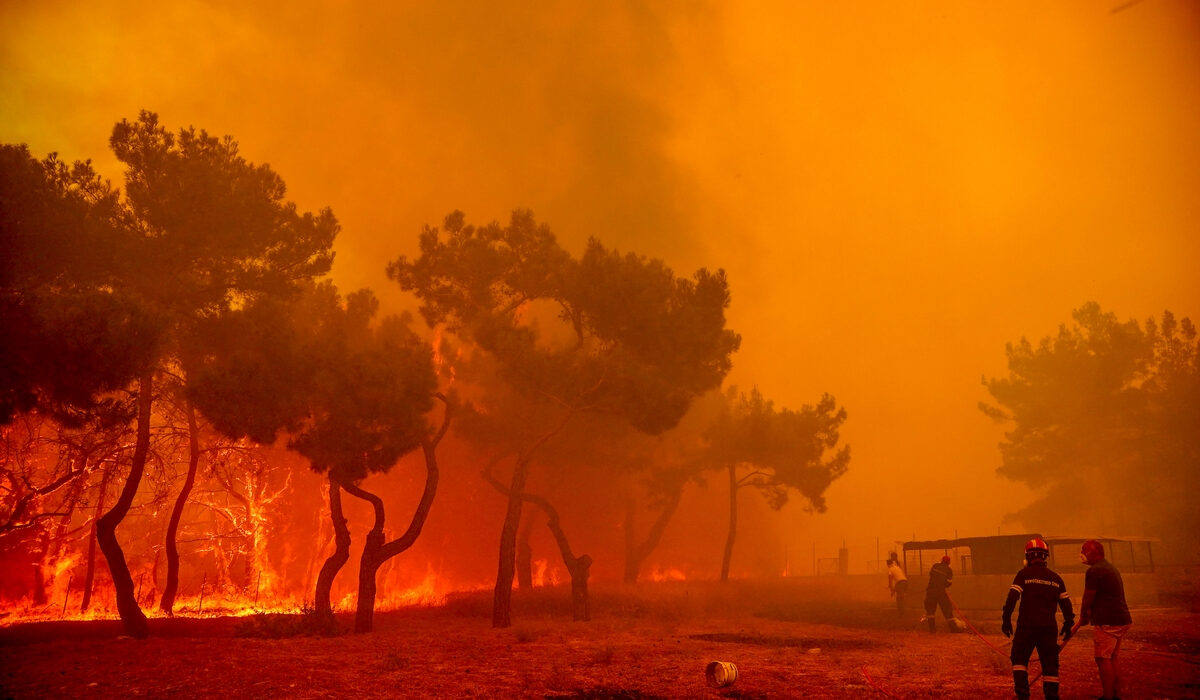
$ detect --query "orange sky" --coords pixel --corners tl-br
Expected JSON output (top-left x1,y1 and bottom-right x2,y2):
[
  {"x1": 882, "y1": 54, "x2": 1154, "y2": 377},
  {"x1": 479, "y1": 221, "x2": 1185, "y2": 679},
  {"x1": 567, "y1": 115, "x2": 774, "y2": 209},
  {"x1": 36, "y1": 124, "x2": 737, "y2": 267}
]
[{"x1": 3, "y1": 1, "x2": 1198, "y2": 572}]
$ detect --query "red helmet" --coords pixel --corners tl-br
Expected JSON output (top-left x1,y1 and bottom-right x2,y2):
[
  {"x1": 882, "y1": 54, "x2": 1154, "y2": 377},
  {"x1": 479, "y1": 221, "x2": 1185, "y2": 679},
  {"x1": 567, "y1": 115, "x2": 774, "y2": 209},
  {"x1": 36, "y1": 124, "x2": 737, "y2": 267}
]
[
  {"x1": 1025, "y1": 538, "x2": 1049, "y2": 561},
  {"x1": 1081, "y1": 539, "x2": 1104, "y2": 565},
  {"x1": 941, "y1": 555, "x2": 951, "y2": 564}
]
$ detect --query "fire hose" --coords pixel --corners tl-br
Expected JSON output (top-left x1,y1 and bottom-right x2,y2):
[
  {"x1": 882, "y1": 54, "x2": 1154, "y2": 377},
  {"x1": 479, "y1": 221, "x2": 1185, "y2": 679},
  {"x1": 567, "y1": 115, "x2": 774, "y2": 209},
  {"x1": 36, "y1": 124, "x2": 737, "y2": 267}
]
[
  {"x1": 946, "y1": 592, "x2": 1082, "y2": 686},
  {"x1": 861, "y1": 593, "x2": 1081, "y2": 699},
  {"x1": 860, "y1": 665, "x2": 905, "y2": 700}
]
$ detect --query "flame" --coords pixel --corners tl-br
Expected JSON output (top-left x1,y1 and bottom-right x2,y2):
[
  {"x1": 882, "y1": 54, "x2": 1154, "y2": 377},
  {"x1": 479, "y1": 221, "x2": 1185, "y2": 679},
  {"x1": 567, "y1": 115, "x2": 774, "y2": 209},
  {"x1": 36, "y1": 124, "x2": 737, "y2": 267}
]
[
  {"x1": 531, "y1": 559, "x2": 562, "y2": 587},
  {"x1": 375, "y1": 570, "x2": 447, "y2": 608},
  {"x1": 0, "y1": 571, "x2": 460, "y2": 626},
  {"x1": 431, "y1": 327, "x2": 461, "y2": 387},
  {"x1": 648, "y1": 567, "x2": 687, "y2": 582},
  {"x1": 52, "y1": 553, "x2": 78, "y2": 579}
]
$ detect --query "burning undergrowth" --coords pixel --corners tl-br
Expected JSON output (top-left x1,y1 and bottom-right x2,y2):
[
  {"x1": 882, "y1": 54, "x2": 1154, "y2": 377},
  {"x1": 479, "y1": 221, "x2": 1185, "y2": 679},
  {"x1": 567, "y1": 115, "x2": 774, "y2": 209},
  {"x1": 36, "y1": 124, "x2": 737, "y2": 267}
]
[{"x1": 233, "y1": 602, "x2": 342, "y2": 638}]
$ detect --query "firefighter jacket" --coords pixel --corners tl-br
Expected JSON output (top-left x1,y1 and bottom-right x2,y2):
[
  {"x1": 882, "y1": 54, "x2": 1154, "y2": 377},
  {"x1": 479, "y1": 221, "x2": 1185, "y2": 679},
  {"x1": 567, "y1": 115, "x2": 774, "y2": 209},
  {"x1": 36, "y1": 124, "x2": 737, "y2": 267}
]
[
  {"x1": 1003, "y1": 562, "x2": 1074, "y2": 628},
  {"x1": 926, "y1": 562, "x2": 953, "y2": 596}
]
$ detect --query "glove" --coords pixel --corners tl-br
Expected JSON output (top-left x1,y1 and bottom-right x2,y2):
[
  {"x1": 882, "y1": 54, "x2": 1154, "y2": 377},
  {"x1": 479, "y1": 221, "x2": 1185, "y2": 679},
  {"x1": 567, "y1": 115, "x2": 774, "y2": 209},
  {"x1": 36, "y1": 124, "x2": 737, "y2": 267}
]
[
  {"x1": 1061, "y1": 621, "x2": 1073, "y2": 641},
  {"x1": 1001, "y1": 619, "x2": 1013, "y2": 638}
]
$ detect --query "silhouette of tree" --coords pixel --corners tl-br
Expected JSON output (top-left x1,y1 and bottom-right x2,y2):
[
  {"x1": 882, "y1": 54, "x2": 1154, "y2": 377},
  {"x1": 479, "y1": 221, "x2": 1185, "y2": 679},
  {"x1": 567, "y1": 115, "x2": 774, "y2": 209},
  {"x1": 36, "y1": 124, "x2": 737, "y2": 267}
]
[
  {"x1": 90, "y1": 112, "x2": 337, "y2": 636},
  {"x1": 1, "y1": 143, "x2": 160, "y2": 427},
  {"x1": 455, "y1": 351, "x2": 637, "y2": 618},
  {"x1": 389, "y1": 209, "x2": 740, "y2": 627},
  {"x1": 981, "y1": 302, "x2": 1198, "y2": 558},
  {"x1": 703, "y1": 386, "x2": 850, "y2": 581},
  {"x1": 188, "y1": 281, "x2": 446, "y2": 631}
]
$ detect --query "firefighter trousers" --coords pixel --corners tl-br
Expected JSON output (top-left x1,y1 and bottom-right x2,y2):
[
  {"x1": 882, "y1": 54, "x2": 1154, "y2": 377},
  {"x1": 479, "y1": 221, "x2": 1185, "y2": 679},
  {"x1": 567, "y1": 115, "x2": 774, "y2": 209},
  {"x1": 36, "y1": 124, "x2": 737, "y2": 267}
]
[{"x1": 1010, "y1": 625, "x2": 1059, "y2": 700}]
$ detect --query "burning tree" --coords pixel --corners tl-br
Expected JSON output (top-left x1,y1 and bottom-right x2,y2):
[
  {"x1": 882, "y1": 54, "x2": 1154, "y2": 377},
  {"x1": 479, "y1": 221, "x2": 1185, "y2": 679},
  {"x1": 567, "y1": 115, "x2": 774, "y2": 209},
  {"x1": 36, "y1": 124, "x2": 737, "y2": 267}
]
[
  {"x1": 0, "y1": 414, "x2": 127, "y2": 607},
  {"x1": 2, "y1": 141, "x2": 163, "y2": 616},
  {"x1": 388, "y1": 210, "x2": 740, "y2": 627},
  {"x1": 703, "y1": 386, "x2": 850, "y2": 581},
  {"x1": 4, "y1": 111, "x2": 343, "y2": 637},
  {"x1": 188, "y1": 281, "x2": 448, "y2": 632}
]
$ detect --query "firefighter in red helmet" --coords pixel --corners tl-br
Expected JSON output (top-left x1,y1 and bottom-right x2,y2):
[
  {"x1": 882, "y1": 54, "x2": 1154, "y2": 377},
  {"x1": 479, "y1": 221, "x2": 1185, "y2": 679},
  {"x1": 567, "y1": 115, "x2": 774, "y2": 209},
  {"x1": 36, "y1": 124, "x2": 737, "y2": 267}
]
[
  {"x1": 1002, "y1": 538, "x2": 1074, "y2": 700},
  {"x1": 922, "y1": 554, "x2": 954, "y2": 633}
]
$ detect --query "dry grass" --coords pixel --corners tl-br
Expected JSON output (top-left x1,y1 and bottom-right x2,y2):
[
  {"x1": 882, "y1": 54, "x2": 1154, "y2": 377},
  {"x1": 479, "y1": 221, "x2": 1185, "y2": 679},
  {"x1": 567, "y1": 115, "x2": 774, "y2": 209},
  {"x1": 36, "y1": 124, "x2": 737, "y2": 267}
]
[{"x1": 1, "y1": 579, "x2": 1198, "y2": 699}]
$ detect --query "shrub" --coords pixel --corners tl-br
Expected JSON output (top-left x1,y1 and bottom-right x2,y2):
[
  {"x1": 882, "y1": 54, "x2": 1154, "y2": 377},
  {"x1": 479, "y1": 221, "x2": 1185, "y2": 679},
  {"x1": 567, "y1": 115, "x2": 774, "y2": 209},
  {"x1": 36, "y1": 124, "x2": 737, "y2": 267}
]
[{"x1": 234, "y1": 603, "x2": 342, "y2": 638}]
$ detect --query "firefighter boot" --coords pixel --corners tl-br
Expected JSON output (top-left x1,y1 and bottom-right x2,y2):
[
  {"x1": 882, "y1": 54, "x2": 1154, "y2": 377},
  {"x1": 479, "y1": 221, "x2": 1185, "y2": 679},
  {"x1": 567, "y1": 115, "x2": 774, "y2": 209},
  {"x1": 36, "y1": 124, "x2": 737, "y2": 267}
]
[
  {"x1": 1011, "y1": 667, "x2": 1029, "y2": 699},
  {"x1": 927, "y1": 616, "x2": 935, "y2": 633},
  {"x1": 1042, "y1": 677, "x2": 1058, "y2": 700}
]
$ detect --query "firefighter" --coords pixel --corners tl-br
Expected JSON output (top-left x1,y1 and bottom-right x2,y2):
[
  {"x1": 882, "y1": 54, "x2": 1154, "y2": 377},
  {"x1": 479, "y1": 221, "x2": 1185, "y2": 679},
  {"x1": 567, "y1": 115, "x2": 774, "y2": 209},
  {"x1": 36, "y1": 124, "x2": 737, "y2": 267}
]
[
  {"x1": 1002, "y1": 538, "x2": 1075, "y2": 700},
  {"x1": 922, "y1": 555, "x2": 954, "y2": 632}
]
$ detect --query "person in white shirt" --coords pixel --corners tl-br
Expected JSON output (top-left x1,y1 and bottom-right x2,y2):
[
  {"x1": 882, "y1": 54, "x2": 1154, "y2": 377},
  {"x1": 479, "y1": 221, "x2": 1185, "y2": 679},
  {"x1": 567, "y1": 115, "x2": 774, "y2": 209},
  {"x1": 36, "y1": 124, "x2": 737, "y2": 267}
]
[{"x1": 886, "y1": 555, "x2": 908, "y2": 612}]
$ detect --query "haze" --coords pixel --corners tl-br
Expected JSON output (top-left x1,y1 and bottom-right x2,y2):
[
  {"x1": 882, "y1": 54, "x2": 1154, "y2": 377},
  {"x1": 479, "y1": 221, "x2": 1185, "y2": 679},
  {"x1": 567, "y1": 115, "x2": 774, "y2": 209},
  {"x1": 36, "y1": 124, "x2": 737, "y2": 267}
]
[{"x1": 3, "y1": 1, "x2": 1197, "y2": 574}]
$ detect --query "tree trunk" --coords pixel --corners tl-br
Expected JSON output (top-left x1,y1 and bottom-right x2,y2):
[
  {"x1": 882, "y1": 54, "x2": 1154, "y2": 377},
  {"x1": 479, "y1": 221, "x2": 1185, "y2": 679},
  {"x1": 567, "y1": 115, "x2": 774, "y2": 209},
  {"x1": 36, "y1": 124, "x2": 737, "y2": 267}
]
[
  {"x1": 346, "y1": 483, "x2": 385, "y2": 634},
  {"x1": 623, "y1": 484, "x2": 683, "y2": 585},
  {"x1": 81, "y1": 525, "x2": 99, "y2": 612},
  {"x1": 569, "y1": 555, "x2": 593, "y2": 621},
  {"x1": 492, "y1": 457, "x2": 529, "y2": 628},
  {"x1": 348, "y1": 435, "x2": 443, "y2": 633},
  {"x1": 208, "y1": 455, "x2": 259, "y2": 593},
  {"x1": 314, "y1": 475, "x2": 349, "y2": 618},
  {"x1": 720, "y1": 462, "x2": 738, "y2": 582},
  {"x1": 516, "y1": 515, "x2": 533, "y2": 589},
  {"x1": 244, "y1": 472, "x2": 266, "y2": 593},
  {"x1": 81, "y1": 463, "x2": 115, "y2": 612},
  {"x1": 527, "y1": 492, "x2": 591, "y2": 621},
  {"x1": 95, "y1": 370, "x2": 153, "y2": 638},
  {"x1": 32, "y1": 560, "x2": 47, "y2": 606},
  {"x1": 622, "y1": 493, "x2": 637, "y2": 585},
  {"x1": 490, "y1": 410, "x2": 571, "y2": 628},
  {"x1": 484, "y1": 468, "x2": 590, "y2": 622},
  {"x1": 160, "y1": 402, "x2": 201, "y2": 615},
  {"x1": 355, "y1": 546, "x2": 383, "y2": 633}
]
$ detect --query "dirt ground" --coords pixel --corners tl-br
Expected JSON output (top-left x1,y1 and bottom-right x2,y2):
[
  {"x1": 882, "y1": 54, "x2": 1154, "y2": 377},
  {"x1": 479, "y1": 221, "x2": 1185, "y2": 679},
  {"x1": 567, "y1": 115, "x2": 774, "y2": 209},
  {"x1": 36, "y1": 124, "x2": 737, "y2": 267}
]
[{"x1": 1, "y1": 582, "x2": 1198, "y2": 699}]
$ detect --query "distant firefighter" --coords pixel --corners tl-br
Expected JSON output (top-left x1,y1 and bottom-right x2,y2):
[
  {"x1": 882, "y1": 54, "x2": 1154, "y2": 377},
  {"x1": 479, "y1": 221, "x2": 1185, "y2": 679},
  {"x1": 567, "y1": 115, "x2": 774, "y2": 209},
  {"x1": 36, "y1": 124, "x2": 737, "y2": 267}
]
[
  {"x1": 1079, "y1": 539, "x2": 1133, "y2": 700},
  {"x1": 886, "y1": 554, "x2": 908, "y2": 612},
  {"x1": 1002, "y1": 538, "x2": 1075, "y2": 700},
  {"x1": 922, "y1": 555, "x2": 954, "y2": 632}
]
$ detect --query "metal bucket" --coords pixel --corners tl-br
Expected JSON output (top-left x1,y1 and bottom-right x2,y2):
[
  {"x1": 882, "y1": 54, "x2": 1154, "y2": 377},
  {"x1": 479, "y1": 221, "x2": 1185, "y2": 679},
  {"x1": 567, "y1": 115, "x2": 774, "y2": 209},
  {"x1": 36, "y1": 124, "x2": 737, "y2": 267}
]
[{"x1": 705, "y1": 661, "x2": 738, "y2": 687}]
